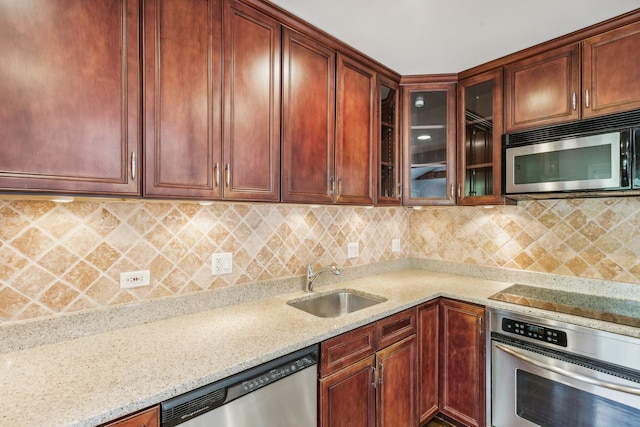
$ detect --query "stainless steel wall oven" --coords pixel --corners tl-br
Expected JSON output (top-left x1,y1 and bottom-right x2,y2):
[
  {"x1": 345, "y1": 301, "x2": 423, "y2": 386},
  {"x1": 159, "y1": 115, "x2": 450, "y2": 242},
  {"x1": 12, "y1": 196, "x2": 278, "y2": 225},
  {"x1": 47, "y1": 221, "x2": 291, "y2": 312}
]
[{"x1": 489, "y1": 309, "x2": 640, "y2": 427}]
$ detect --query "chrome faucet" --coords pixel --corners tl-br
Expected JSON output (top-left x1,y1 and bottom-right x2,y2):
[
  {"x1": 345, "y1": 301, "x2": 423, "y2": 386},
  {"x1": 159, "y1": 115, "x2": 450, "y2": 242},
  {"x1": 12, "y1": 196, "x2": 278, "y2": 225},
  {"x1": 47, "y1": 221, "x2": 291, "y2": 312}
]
[{"x1": 305, "y1": 262, "x2": 341, "y2": 292}]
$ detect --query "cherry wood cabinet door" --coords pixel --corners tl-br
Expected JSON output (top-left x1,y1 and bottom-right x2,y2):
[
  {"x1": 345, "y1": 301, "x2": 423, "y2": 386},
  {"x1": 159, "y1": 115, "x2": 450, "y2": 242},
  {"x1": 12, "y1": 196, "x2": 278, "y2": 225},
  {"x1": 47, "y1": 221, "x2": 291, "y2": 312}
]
[
  {"x1": 417, "y1": 300, "x2": 440, "y2": 425},
  {"x1": 439, "y1": 299, "x2": 486, "y2": 427},
  {"x1": 281, "y1": 28, "x2": 335, "y2": 204},
  {"x1": 101, "y1": 405, "x2": 159, "y2": 427},
  {"x1": 377, "y1": 335, "x2": 417, "y2": 427},
  {"x1": 0, "y1": 0, "x2": 140, "y2": 195},
  {"x1": 320, "y1": 355, "x2": 376, "y2": 427},
  {"x1": 143, "y1": 0, "x2": 222, "y2": 199},
  {"x1": 504, "y1": 43, "x2": 580, "y2": 132},
  {"x1": 335, "y1": 54, "x2": 376, "y2": 205},
  {"x1": 583, "y1": 21, "x2": 640, "y2": 118},
  {"x1": 222, "y1": 0, "x2": 280, "y2": 201}
]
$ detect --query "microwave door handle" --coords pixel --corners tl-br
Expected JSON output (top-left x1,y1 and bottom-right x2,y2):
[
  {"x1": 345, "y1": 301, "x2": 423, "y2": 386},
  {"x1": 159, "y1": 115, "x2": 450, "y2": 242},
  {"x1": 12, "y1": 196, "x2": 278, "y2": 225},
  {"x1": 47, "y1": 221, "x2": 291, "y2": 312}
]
[
  {"x1": 495, "y1": 343, "x2": 640, "y2": 396},
  {"x1": 621, "y1": 133, "x2": 631, "y2": 187}
]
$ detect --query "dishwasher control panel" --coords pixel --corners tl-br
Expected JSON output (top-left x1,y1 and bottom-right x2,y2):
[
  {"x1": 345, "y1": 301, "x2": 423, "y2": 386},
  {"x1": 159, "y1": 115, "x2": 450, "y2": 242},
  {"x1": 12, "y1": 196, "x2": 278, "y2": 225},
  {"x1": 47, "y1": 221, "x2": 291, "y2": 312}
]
[
  {"x1": 502, "y1": 317, "x2": 567, "y2": 347},
  {"x1": 241, "y1": 356, "x2": 316, "y2": 392}
]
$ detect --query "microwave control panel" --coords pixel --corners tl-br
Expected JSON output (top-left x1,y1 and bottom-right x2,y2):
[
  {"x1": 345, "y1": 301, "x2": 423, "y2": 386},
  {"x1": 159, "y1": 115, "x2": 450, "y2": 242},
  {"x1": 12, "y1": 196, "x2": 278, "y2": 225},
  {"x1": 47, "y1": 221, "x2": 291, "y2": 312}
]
[{"x1": 502, "y1": 318, "x2": 567, "y2": 347}]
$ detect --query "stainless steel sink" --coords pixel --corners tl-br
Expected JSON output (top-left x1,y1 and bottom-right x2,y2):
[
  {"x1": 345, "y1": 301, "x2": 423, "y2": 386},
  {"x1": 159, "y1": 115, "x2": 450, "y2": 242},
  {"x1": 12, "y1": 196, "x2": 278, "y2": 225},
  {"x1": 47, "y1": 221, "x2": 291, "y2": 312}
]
[{"x1": 287, "y1": 289, "x2": 386, "y2": 318}]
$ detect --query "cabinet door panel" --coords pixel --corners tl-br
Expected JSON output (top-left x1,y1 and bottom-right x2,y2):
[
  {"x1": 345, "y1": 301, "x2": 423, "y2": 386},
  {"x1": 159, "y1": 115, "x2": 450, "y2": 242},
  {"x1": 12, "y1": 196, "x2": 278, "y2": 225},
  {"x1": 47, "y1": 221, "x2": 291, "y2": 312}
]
[
  {"x1": 505, "y1": 43, "x2": 580, "y2": 131},
  {"x1": 0, "y1": 0, "x2": 139, "y2": 195},
  {"x1": 377, "y1": 335, "x2": 417, "y2": 427},
  {"x1": 281, "y1": 28, "x2": 335, "y2": 203},
  {"x1": 418, "y1": 300, "x2": 439, "y2": 424},
  {"x1": 336, "y1": 54, "x2": 375, "y2": 205},
  {"x1": 583, "y1": 21, "x2": 640, "y2": 118},
  {"x1": 102, "y1": 405, "x2": 159, "y2": 427},
  {"x1": 223, "y1": 0, "x2": 280, "y2": 201},
  {"x1": 320, "y1": 355, "x2": 376, "y2": 427},
  {"x1": 440, "y1": 299, "x2": 485, "y2": 427},
  {"x1": 143, "y1": 0, "x2": 222, "y2": 198}
]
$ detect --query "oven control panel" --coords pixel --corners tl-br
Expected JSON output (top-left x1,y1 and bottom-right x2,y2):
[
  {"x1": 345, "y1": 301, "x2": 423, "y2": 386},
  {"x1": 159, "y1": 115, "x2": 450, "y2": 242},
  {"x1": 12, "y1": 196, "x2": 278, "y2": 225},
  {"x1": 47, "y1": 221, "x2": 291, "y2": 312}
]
[{"x1": 502, "y1": 318, "x2": 567, "y2": 347}]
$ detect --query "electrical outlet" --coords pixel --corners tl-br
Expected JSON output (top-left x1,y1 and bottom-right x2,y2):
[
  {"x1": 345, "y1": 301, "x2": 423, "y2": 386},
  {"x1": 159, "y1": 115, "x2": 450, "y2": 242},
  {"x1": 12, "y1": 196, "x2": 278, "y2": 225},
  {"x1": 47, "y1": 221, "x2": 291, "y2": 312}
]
[
  {"x1": 120, "y1": 270, "x2": 150, "y2": 289},
  {"x1": 392, "y1": 239, "x2": 401, "y2": 253},
  {"x1": 212, "y1": 252, "x2": 233, "y2": 275},
  {"x1": 347, "y1": 242, "x2": 359, "y2": 259}
]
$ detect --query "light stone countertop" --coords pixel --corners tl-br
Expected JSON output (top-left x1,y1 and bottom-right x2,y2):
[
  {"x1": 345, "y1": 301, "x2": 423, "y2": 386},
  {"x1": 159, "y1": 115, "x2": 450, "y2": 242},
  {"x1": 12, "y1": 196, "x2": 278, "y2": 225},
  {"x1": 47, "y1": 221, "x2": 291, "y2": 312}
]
[{"x1": 1, "y1": 267, "x2": 639, "y2": 427}]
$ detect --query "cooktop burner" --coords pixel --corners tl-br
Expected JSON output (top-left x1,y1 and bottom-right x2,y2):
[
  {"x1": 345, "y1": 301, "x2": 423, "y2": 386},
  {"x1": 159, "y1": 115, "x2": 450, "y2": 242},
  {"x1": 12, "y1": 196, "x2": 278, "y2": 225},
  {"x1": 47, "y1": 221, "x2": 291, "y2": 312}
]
[{"x1": 489, "y1": 284, "x2": 640, "y2": 328}]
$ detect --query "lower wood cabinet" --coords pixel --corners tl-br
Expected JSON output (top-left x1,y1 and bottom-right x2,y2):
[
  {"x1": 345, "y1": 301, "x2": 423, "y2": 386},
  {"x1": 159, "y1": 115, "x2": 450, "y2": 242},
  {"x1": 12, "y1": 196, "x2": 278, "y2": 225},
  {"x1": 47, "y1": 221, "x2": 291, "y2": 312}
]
[
  {"x1": 101, "y1": 405, "x2": 159, "y2": 427},
  {"x1": 418, "y1": 299, "x2": 440, "y2": 424},
  {"x1": 439, "y1": 298, "x2": 486, "y2": 427},
  {"x1": 319, "y1": 308, "x2": 417, "y2": 427}
]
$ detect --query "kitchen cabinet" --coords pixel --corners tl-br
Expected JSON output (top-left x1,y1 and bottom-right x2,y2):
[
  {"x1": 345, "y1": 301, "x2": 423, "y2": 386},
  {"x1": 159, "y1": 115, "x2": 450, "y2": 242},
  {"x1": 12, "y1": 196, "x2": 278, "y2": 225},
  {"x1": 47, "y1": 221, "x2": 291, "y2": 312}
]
[
  {"x1": 505, "y1": 20, "x2": 640, "y2": 131},
  {"x1": 583, "y1": 20, "x2": 640, "y2": 118},
  {"x1": 281, "y1": 28, "x2": 335, "y2": 204},
  {"x1": 0, "y1": 0, "x2": 140, "y2": 196},
  {"x1": 335, "y1": 54, "x2": 376, "y2": 205},
  {"x1": 221, "y1": 0, "x2": 281, "y2": 201},
  {"x1": 143, "y1": 0, "x2": 222, "y2": 199},
  {"x1": 402, "y1": 83, "x2": 457, "y2": 206},
  {"x1": 319, "y1": 308, "x2": 417, "y2": 427},
  {"x1": 417, "y1": 299, "x2": 440, "y2": 424},
  {"x1": 145, "y1": 0, "x2": 280, "y2": 201},
  {"x1": 504, "y1": 43, "x2": 580, "y2": 132},
  {"x1": 439, "y1": 299, "x2": 486, "y2": 427},
  {"x1": 101, "y1": 405, "x2": 159, "y2": 427},
  {"x1": 377, "y1": 76, "x2": 401, "y2": 205},
  {"x1": 457, "y1": 69, "x2": 505, "y2": 205}
]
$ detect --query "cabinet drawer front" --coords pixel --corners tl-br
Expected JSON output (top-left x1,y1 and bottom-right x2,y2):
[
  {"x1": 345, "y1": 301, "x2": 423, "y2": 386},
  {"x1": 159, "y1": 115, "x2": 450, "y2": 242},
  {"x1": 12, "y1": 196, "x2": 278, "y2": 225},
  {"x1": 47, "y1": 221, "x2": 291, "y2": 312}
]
[
  {"x1": 321, "y1": 324, "x2": 376, "y2": 376},
  {"x1": 377, "y1": 308, "x2": 417, "y2": 349}
]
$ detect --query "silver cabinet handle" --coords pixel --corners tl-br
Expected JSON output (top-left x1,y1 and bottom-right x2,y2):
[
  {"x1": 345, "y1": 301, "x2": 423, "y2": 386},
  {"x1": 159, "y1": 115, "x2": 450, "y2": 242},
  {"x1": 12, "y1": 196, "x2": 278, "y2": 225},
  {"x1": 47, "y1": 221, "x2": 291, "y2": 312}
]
[
  {"x1": 214, "y1": 163, "x2": 220, "y2": 187},
  {"x1": 585, "y1": 89, "x2": 590, "y2": 108},
  {"x1": 329, "y1": 176, "x2": 335, "y2": 196},
  {"x1": 372, "y1": 366, "x2": 376, "y2": 389},
  {"x1": 495, "y1": 344, "x2": 640, "y2": 396},
  {"x1": 337, "y1": 178, "x2": 342, "y2": 196},
  {"x1": 378, "y1": 362, "x2": 384, "y2": 385},
  {"x1": 397, "y1": 183, "x2": 402, "y2": 200},
  {"x1": 450, "y1": 183, "x2": 454, "y2": 199},
  {"x1": 457, "y1": 184, "x2": 461, "y2": 198},
  {"x1": 572, "y1": 92, "x2": 577, "y2": 110},
  {"x1": 225, "y1": 164, "x2": 231, "y2": 187},
  {"x1": 130, "y1": 151, "x2": 136, "y2": 180}
]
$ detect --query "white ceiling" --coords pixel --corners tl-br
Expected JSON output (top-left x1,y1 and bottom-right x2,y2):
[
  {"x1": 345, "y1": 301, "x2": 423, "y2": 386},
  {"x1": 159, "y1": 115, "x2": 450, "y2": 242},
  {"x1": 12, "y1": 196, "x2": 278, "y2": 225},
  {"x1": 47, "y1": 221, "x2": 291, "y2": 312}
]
[{"x1": 268, "y1": 0, "x2": 640, "y2": 75}]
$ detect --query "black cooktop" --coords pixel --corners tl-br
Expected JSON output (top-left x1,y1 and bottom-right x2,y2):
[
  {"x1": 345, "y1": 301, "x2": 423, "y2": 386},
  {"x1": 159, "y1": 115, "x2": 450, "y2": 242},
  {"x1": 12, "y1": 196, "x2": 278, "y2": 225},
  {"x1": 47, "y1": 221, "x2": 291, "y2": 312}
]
[{"x1": 489, "y1": 284, "x2": 640, "y2": 328}]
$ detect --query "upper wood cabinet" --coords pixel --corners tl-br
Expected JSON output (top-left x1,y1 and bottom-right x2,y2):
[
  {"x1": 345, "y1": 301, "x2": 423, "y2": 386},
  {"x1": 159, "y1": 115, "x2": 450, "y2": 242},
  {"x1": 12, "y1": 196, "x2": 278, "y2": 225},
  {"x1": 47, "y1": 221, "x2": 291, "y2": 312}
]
[
  {"x1": 439, "y1": 299, "x2": 486, "y2": 427},
  {"x1": 402, "y1": 82, "x2": 457, "y2": 206},
  {"x1": 222, "y1": 0, "x2": 281, "y2": 201},
  {"x1": 505, "y1": 20, "x2": 640, "y2": 132},
  {"x1": 583, "y1": 20, "x2": 640, "y2": 118},
  {"x1": 505, "y1": 43, "x2": 580, "y2": 132},
  {"x1": 0, "y1": 0, "x2": 140, "y2": 196},
  {"x1": 281, "y1": 28, "x2": 336, "y2": 204},
  {"x1": 377, "y1": 76, "x2": 401, "y2": 206},
  {"x1": 457, "y1": 68, "x2": 504, "y2": 205},
  {"x1": 335, "y1": 54, "x2": 376, "y2": 205},
  {"x1": 143, "y1": 0, "x2": 222, "y2": 199}
]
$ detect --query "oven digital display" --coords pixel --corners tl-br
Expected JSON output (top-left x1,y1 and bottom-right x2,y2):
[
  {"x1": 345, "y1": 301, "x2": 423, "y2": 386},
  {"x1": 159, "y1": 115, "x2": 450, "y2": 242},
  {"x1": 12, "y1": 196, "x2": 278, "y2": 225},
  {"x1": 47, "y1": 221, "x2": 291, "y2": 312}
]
[{"x1": 501, "y1": 318, "x2": 568, "y2": 347}]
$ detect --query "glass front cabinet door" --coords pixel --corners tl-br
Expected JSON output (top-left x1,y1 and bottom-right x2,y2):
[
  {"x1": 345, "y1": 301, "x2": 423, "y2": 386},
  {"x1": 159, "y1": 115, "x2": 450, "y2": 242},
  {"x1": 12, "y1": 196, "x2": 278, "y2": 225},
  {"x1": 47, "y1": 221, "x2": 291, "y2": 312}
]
[
  {"x1": 457, "y1": 68, "x2": 505, "y2": 205},
  {"x1": 377, "y1": 76, "x2": 401, "y2": 205},
  {"x1": 402, "y1": 83, "x2": 456, "y2": 205}
]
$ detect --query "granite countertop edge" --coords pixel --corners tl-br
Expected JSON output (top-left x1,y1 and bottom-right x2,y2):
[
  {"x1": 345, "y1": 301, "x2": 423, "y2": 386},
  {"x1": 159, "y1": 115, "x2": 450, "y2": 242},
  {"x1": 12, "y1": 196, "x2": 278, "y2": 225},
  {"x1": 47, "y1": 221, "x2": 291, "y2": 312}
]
[{"x1": 2, "y1": 266, "x2": 639, "y2": 427}]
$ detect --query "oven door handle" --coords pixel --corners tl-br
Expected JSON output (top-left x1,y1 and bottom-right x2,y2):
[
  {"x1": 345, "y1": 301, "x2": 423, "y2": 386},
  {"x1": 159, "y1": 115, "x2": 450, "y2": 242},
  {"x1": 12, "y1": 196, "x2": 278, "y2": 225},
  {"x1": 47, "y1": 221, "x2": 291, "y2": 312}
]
[{"x1": 495, "y1": 343, "x2": 640, "y2": 396}]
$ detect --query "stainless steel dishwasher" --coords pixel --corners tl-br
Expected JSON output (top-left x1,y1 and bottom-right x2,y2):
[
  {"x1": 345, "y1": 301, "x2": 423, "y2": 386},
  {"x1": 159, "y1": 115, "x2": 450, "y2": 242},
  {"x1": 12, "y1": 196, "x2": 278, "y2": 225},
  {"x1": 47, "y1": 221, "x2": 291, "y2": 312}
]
[{"x1": 161, "y1": 345, "x2": 318, "y2": 427}]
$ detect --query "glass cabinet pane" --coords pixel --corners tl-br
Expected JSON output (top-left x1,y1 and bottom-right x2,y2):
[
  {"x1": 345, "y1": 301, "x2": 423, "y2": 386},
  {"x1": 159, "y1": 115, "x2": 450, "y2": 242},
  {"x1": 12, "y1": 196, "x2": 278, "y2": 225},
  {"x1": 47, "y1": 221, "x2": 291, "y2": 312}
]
[
  {"x1": 464, "y1": 80, "x2": 494, "y2": 197},
  {"x1": 380, "y1": 83, "x2": 397, "y2": 198},
  {"x1": 409, "y1": 90, "x2": 448, "y2": 198}
]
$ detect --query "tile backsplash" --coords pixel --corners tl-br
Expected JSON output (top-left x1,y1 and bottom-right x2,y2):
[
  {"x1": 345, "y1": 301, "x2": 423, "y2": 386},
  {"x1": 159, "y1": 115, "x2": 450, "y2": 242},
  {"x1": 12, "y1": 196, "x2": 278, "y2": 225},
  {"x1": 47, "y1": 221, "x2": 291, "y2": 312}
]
[
  {"x1": 2, "y1": 196, "x2": 640, "y2": 324},
  {"x1": 0, "y1": 200, "x2": 408, "y2": 323}
]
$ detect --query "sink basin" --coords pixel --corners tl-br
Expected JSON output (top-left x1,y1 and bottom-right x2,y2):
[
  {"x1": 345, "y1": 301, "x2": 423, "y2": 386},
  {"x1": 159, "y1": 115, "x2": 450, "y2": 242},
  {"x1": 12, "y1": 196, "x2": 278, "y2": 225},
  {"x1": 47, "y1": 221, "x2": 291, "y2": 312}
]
[{"x1": 287, "y1": 289, "x2": 386, "y2": 318}]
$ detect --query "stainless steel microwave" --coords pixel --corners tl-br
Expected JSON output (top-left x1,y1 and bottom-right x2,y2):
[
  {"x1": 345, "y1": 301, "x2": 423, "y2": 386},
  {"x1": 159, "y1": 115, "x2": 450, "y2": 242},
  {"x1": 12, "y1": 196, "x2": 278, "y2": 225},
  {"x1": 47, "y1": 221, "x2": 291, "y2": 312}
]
[{"x1": 503, "y1": 119, "x2": 640, "y2": 198}]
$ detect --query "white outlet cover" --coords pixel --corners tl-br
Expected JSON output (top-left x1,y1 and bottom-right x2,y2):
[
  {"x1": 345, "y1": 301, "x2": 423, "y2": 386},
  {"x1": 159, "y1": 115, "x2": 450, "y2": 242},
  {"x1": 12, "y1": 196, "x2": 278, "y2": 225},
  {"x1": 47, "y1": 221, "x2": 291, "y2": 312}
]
[
  {"x1": 392, "y1": 239, "x2": 401, "y2": 253},
  {"x1": 120, "y1": 270, "x2": 150, "y2": 289},
  {"x1": 212, "y1": 252, "x2": 233, "y2": 275},
  {"x1": 347, "y1": 242, "x2": 359, "y2": 259}
]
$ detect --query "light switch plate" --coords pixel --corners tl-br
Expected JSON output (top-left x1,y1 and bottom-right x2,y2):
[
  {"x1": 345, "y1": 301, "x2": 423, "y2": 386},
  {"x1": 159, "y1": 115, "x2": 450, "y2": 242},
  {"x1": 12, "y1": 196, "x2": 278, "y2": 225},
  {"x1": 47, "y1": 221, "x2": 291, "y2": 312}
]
[
  {"x1": 212, "y1": 252, "x2": 233, "y2": 275},
  {"x1": 347, "y1": 242, "x2": 359, "y2": 259}
]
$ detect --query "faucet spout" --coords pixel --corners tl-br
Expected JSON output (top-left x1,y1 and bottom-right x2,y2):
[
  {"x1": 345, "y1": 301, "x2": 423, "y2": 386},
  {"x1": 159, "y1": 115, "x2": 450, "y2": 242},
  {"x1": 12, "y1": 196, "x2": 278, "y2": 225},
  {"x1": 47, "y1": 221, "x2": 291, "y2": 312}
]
[{"x1": 305, "y1": 263, "x2": 341, "y2": 292}]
